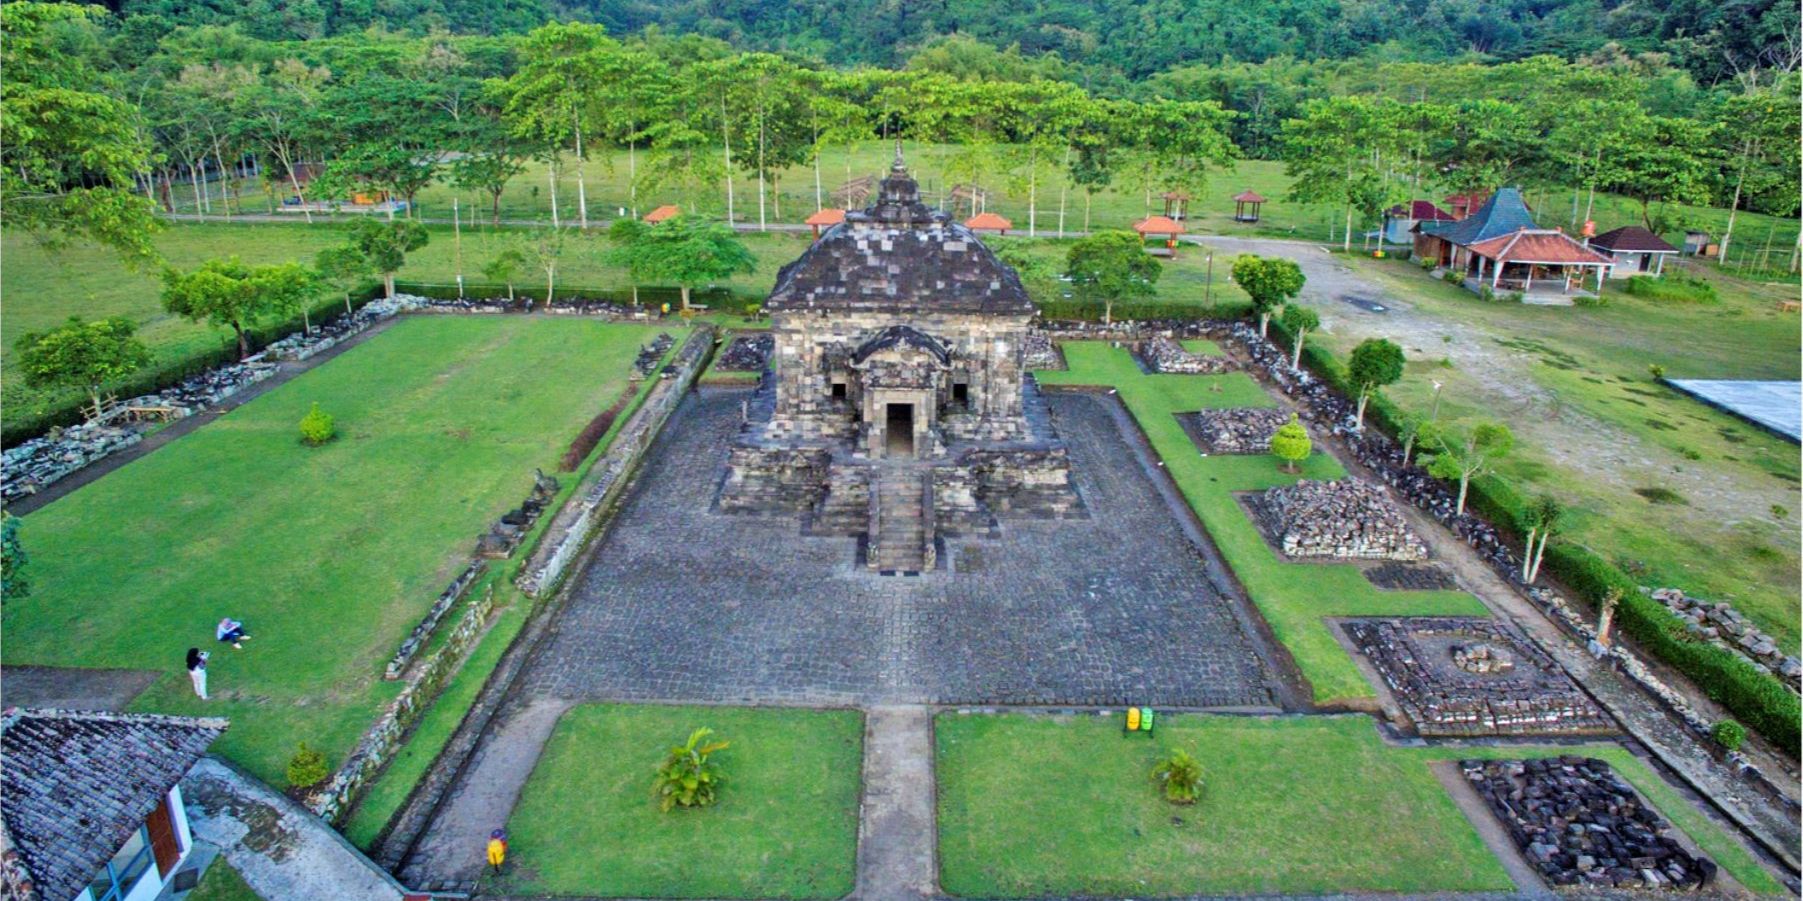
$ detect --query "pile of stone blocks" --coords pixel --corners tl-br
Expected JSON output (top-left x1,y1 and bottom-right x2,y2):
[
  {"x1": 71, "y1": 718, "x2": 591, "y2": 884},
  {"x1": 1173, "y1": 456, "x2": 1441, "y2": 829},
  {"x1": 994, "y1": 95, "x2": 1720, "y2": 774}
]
[
  {"x1": 1264, "y1": 478, "x2": 1427, "y2": 561},
  {"x1": 475, "y1": 470, "x2": 560, "y2": 559},
  {"x1": 1647, "y1": 587, "x2": 1800, "y2": 689},
  {"x1": 1141, "y1": 335, "x2": 1235, "y2": 374},
  {"x1": 1461, "y1": 757, "x2": 1717, "y2": 890},
  {"x1": 715, "y1": 333, "x2": 773, "y2": 372},
  {"x1": 1346, "y1": 618, "x2": 1612, "y2": 736},
  {"x1": 1022, "y1": 331, "x2": 1065, "y2": 371},
  {"x1": 1189, "y1": 408, "x2": 1293, "y2": 454},
  {"x1": 632, "y1": 333, "x2": 677, "y2": 379}
]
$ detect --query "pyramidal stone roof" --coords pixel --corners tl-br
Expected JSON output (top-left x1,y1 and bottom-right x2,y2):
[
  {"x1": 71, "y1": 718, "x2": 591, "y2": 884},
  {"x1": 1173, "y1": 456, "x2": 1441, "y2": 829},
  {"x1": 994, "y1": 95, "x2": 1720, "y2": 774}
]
[
  {"x1": 1421, "y1": 187, "x2": 1539, "y2": 246},
  {"x1": 764, "y1": 145, "x2": 1035, "y2": 316},
  {"x1": 1, "y1": 708, "x2": 226, "y2": 901}
]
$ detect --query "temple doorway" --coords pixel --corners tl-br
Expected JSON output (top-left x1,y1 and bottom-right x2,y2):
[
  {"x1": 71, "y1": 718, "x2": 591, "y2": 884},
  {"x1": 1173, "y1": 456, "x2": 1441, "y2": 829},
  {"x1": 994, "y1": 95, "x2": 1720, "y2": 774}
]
[{"x1": 885, "y1": 403, "x2": 915, "y2": 457}]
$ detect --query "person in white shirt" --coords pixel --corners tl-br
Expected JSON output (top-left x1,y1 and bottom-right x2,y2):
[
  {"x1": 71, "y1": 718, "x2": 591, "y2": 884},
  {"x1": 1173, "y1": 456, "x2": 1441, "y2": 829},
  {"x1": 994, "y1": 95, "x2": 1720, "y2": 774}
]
[{"x1": 216, "y1": 617, "x2": 250, "y2": 649}]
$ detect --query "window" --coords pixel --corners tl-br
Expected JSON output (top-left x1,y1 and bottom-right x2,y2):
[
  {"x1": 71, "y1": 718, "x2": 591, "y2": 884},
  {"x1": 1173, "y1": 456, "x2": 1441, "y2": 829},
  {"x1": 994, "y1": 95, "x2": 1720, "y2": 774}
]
[
  {"x1": 831, "y1": 381, "x2": 847, "y2": 400},
  {"x1": 87, "y1": 827, "x2": 155, "y2": 901},
  {"x1": 951, "y1": 382, "x2": 969, "y2": 407}
]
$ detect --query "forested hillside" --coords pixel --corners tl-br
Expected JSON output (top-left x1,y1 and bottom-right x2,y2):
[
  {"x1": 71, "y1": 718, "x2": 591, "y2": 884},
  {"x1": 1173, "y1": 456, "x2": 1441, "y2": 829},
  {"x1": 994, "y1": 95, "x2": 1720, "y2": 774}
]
[{"x1": 108, "y1": 0, "x2": 1799, "y2": 85}]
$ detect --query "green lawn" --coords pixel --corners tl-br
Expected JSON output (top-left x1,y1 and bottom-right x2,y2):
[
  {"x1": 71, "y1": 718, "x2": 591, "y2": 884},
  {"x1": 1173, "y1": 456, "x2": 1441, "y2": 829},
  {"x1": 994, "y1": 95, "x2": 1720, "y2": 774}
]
[
  {"x1": 1036, "y1": 342, "x2": 1486, "y2": 702},
  {"x1": 497, "y1": 704, "x2": 863, "y2": 899},
  {"x1": 1322, "y1": 256, "x2": 1801, "y2": 652},
  {"x1": 936, "y1": 711, "x2": 1784, "y2": 897},
  {"x1": 3, "y1": 317, "x2": 664, "y2": 786},
  {"x1": 185, "y1": 859, "x2": 264, "y2": 901}
]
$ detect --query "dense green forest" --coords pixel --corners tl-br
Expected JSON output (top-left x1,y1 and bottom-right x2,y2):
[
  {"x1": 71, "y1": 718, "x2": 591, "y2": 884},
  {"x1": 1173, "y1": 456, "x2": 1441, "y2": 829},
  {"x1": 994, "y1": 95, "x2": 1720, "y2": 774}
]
[
  {"x1": 5, "y1": 0, "x2": 1798, "y2": 272},
  {"x1": 108, "y1": 0, "x2": 1800, "y2": 86}
]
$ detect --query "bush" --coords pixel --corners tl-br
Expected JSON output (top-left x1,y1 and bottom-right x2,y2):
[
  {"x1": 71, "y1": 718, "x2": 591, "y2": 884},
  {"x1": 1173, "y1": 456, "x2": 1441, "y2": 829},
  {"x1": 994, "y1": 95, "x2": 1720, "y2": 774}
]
[
  {"x1": 1441, "y1": 270, "x2": 1464, "y2": 285},
  {"x1": 653, "y1": 727, "x2": 729, "y2": 811},
  {"x1": 1573, "y1": 293, "x2": 1607, "y2": 308},
  {"x1": 1479, "y1": 284, "x2": 1497, "y2": 302},
  {"x1": 286, "y1": 742, "x2": 330, "y2": 788},
  {"x1": 1152, "y1": 748, "x2": 1204, "y2": 805},
  {"x1": 298, "y1": 402, "x2": 336, "y2": 446},
  {"x1": 1418, "y1": 256, "x2": 1438, "y2": 271},
  {"x1": 1624, "y1": 272, "x2": 1717, "y2": 304},
  {"x1": 1711, "y1": 720, "x2": 1746, "y2": 751}
]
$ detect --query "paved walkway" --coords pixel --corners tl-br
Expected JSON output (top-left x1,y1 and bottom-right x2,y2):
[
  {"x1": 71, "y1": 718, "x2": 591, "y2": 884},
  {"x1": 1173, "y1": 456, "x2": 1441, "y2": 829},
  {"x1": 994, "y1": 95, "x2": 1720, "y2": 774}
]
[
  {"x1": 856, "y1": 706, "x2": 938, "y2": 900},
  {"x1": 181, "y1": 757, "x2": 407, "y2": 901}
]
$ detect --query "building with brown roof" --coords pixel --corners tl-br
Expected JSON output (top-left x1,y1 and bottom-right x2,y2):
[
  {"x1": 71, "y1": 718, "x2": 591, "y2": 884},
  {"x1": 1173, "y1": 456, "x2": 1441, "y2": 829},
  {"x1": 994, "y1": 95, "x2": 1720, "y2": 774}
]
[
  {"x1": 804, "y1": 207, "x2": 846, "y2": 238},
  {"x1": 1587, "y1": 226, "x2": 1679, "y2": 278},
  {"x1": 642, "y1": 204, "x2": 680, "y2": 224},
  {"x1": 1415, "y1": 188, "x2": 1612, "y2": 301},
  {"x1": 963, "y1": 211, "x2": 1012, "y2": 235},
  {"x1": 1, "y1": 709, "x2": 226, "y2": 901},
  {"x1": 1133, "y1": 215, "x2": 1185, "y2": 256}
]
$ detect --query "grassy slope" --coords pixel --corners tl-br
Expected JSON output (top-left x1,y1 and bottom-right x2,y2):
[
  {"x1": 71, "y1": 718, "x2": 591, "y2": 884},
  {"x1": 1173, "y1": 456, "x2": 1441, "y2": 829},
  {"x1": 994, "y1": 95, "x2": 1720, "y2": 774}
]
[
  {"x1": 0, "y1": 225, "x2": 803, "y2": 435},
  {"x1": 3, "y1": 317, "x2": 659, "y2": 785},
  {"x1": 498, "y1": 704, "x2": 863, "y2": 899},
  {"x1": 1035, "y1": 341, "x2": 1486, "y2": 702},
  {"x1": 185, "y1": 859, "x2": 265, "y2": 901},
  {"x1": 936, "y1": 711, "x2": 1783, "y2": 897},
  {"x1": 1323, "y1": 256, "x2": 1801, "y2": 651}
]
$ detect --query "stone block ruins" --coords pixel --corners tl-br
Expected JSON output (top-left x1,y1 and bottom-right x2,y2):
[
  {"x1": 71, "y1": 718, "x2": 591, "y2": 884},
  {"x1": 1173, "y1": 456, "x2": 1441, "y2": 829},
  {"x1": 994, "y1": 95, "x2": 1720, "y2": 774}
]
[
  {"x1": 1140, "y1": 335, "x2": 1236, "y2": 374},
  {"x1": 714, "y1": 332, "x2": 774, "y2": 373},
  {"x1": 718, "y1": 146, "x2": 1080, "y2": 574},
  {"x1": 1647, "y1": 587, "x2": 1800, "y2": 688},
  {"x1": 1185, "y1": 407, "x2": 1293, "y2": 454},
  {"x1": 1345, "y1": 618, "x2": 1612, "y2": 736},
  {"x1": 1461, "y1": 757, "x2": 1717, "y2": 890},
  {"x1": 1259, "y1": 478, "x2": 1427, "y2": 561}
]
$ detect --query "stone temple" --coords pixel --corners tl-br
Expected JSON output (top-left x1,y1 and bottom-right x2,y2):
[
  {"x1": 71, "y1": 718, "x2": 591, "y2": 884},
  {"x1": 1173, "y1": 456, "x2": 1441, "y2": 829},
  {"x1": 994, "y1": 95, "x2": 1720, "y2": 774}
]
[{"x1": 719, "y1": 146, "x2": 1080, "y2": 573}]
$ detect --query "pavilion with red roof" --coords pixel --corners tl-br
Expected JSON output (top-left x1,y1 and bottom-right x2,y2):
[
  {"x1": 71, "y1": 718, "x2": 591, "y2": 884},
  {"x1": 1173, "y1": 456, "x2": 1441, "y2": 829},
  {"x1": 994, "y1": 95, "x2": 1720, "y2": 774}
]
[
  {"x1": 1231, "y1": 190, "x2": 1265, "y2": 223},
  {"x1": 643, "y1": 204, "x2": 680, "y2": 224},
  {"x1": 964, "y1": 211, "x2": 1012, "y2": 235},
  {"x1": 805, "y1": 207, "x2": 846, "y2": 238},
  {"x1": 1133, "y1": 215, "x2": 1185, "y2": 257},
  {"x1": 1417, "y1": 188, "x2": 1613, "y2": 300}
]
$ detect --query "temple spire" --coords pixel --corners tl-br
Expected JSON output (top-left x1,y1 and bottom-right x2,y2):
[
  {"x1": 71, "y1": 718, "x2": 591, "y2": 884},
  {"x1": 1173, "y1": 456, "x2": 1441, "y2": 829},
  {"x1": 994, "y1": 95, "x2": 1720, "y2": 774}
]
[{"x1": 892, "y1": 137, "x2": 906, "y2": 172}]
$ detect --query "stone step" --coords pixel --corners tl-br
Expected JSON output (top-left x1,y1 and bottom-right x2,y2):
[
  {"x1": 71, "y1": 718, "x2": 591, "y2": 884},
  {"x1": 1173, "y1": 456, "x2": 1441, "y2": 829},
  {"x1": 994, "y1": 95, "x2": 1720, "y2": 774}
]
[{"x1": 868, "y1": 467, "x2": 932, "y2": 573}]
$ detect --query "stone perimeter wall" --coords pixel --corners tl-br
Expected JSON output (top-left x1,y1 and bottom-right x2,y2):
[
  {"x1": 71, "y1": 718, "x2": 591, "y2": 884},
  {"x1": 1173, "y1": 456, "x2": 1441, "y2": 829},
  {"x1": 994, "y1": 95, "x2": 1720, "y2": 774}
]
[
  {"x1": 518, "y1": 326, "x2": 716, "y2": 598},
  {"x1": 305, "y1": 581, "x2": 497, "y2": 825}
]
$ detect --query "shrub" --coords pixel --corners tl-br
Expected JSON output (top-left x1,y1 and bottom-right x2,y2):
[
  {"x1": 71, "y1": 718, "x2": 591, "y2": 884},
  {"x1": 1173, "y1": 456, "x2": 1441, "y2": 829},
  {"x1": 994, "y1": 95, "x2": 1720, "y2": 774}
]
[
  {"x1": 1418, "y1": 257, "x2": 1438, "y2": 271},
  {"x1": 1269, "y1": 414, "x2": 1311, "y2": 472},
  {"x1": 298, "y1": 402, "x2": 336, "y2": 446},
  {"x1": 1624, "y1": 272, "x2": 1717, "y2": 304},
  {"x1": 653, "y1": 727, "x2": 729, "y2": 811},
  {"x1": 1152, "y1": 748, "x2": 1204, "y2": 805},
  {"x1": 1441, "y1": 270, "x2": 1464, "y2": 285},
  {"x1": 1573, "y1": 293, "x2": 1607, "y2": 308},
  {"x1": 1648, "y1": 363, "x2": 1666, "y2": 379},
  {"x1": 1711, "y1": 720, "x2": 1746, "y2": 751},
  {"x1": 1505, "y1": 291, "x2": 1525, "y2": 304},
  {"x1": 287, "y1": 742, "x2": 330, "y2": 788},
  {"x1": 1479, "y1": 284, "x2": 1497, "y2": 302}
]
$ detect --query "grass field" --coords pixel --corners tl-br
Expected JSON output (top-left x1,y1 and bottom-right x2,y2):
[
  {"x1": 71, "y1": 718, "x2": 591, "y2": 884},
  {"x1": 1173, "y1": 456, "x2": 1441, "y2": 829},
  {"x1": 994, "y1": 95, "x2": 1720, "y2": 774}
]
[
  {"x1": 1035, "y1": 342, "x2": 1487, "y2": 702},
  {"x1": 935, "y1": 711, "x2": 1784, "y2": 897},
  {"x1": 2, "y1": 316, "x2": 663, "y2": 786},
  {"x1": 1318, "y1": 256, "x2": 1801, "y2": 651},
  {"x1": 185, "y1": 859, "x2": 264, "y2": 901},
  {"x1": 496, "y1": 704, "x2": 863, "y2": 899}
]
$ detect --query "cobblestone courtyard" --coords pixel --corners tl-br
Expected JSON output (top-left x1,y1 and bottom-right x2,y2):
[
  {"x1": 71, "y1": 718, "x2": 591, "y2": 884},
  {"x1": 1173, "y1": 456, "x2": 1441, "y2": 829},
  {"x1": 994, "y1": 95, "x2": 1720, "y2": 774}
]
[{"x1": 523, "y1": 387, "x2": 1283, "y2": 709}]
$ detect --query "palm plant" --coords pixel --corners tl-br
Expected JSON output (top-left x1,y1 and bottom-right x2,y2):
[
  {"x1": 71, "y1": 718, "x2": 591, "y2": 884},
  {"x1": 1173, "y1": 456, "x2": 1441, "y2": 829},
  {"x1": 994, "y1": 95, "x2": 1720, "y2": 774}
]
[
  {"x1": 653, "y1": 727, "x2": 730, "y2": 811},
  {"x1": 1152, "y1": 748, "x2": 1204, "y2": 805}
]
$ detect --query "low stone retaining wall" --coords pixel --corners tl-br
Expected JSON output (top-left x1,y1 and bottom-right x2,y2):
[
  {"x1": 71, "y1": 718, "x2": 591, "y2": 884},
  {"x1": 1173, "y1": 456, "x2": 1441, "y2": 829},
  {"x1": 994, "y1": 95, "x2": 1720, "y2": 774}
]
[
  {"x1": 1140, "y1": 335, "x2": 1236, "y2": 374},
  {"x1": 383, "y1": 562, "x2": 486, "y2": 681},
  {"x1": 1646, "y1": 587, "x2": 1800, "y2": 690},
  {"x1": 1, "y1": 295, "x2": 426, "y2": 504},
  {"x1": 307, "y1": 580, "x2": 498, "y2": 825},
  {"x1": 517, "y1": 325, "x2": 716, "y2": 598},
  {"x1": 1187, "y1": 407, "x2": 1295, "y2": 455}
]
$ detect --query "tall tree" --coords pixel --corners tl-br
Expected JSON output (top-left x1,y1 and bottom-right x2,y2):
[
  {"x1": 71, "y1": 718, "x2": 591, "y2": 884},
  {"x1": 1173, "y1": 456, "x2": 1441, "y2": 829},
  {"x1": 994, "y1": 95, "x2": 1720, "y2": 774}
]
[
  {"x1": 1346, "y1": 337, "x2": 1405, "y2": 430},
  {"x1": 161, "y1": 257, "x2": 311, "y2": 358},
  {"x1": 349, "y1": 218, "x2": 429, "y2": 298},
  {"x1": 497, "y1": 23, "x2": 615, "y2": 228},
  {"x1": 1421, "y1": 420, "x2": 1515, "y2": 516},
  {"x1": 1282, "y1": 96, "x2": 1384, "y2": 252},
  {"x1": 606, "y1": 216, "x2": 755, "y2": 310},
  {"x1": 1066, "y1": 230, "x2": 1161, "y2": 324},
  {"x1": 0, "y1": 2, "x2": 161, "y2": 264},
  {"x1": 16, "y1": 316, "x2": 153, "y2": 414},
  {"x1": 1232, "y1": 255, "x2": 1305, "y2": 338}
]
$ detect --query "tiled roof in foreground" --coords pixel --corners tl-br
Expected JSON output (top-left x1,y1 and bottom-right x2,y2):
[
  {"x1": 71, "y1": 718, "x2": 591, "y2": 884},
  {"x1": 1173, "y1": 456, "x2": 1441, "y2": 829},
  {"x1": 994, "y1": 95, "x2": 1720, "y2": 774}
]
[{"x1": 1, "y1": 708, "x2": 226, "y2": 901}]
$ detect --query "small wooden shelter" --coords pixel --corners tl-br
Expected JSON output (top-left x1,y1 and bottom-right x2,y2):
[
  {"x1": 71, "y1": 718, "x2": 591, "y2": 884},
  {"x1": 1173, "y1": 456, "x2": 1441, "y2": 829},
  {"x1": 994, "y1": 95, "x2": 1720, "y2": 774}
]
[
  {"x1": 831, "y1": 176, "x2": 875, "y2": 209},
  {"x1": 1589, "y1": 226, "x2": 1678, "y2": 278},
  {"x1": 949, "y1": 184, "x2": 989, "y2": 216},
  {"x1": 1231, "y1": 190, "x2": 1265, "y2": 223},
  {"x1": 1160, "y1": 191, "x2": 1191, "y2": 221},
  {"x1": 805, "y1": 207, "x2": 846, "y2": 238},
  {"x1": 964, "y1": 211, "x2": 1012, "y2": 235},
  {"x1": 643, "y1": 204, "x2": 680, "y2": 224},
  {"x1": 1133, "y1": 215, "x2": 1185, "y2": 257}
]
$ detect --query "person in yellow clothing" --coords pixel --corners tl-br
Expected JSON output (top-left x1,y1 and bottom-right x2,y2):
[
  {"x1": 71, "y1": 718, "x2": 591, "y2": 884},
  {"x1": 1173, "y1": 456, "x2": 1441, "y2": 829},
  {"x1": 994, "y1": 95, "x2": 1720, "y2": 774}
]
[{"x1": 486, "y1": 828, "x2": 508, "y2": 876}]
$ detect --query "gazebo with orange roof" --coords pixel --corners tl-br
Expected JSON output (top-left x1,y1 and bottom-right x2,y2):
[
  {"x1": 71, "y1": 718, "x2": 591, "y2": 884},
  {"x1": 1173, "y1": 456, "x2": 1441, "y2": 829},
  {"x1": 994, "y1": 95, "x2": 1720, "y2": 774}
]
[
  {"x1": 643, "y1": 204, "x2": 680, "y2": 224},
  {"x1": 1132, "y1": 215, "x2": 1185, "y2": 257},
  {"x1": 1232, "y1": 190, "x2": 1266, "y2": 223},
  {"x1": 964, "y1": 211, "x2": 1012, "y2": 235},
  {"x1": 805, "y1": 207, "x2": 845, "y2": 238},
  {"x1": 1160, "y1": 191, "x2": 1191, "y2": 220}
]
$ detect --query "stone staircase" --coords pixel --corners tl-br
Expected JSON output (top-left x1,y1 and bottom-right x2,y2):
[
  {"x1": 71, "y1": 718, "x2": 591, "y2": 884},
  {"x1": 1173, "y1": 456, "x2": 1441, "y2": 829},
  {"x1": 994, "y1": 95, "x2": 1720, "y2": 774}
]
[{"x1": 868, "y1": 467, "x2": 934, "y2": 574}]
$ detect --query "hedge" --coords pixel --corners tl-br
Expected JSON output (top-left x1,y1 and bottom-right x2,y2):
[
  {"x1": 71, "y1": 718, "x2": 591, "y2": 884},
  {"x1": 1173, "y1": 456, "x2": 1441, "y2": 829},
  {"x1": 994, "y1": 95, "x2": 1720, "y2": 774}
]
[
  {"x1": 1033, "y1": 297, "x2": 1253, "y2": 322},
  {"x1": 1271, "y1": 316, "x2": 1801, "y2": 751},
  {"x1": 392, "y1": 281, "x2": 763, "y2": 314},
  {"x1": 3, "y1": 286, "x2": 385, "y2": 447}
]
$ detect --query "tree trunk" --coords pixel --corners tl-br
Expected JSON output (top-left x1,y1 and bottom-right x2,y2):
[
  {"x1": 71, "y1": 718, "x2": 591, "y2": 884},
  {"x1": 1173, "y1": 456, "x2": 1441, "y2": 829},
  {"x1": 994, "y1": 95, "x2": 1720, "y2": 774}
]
[
  {"x1": 547, "y1": 158, "x2": 560, "y2": 228},
  {"x1": 1719, "y1": 139, "x2": 1751, "y2": 264},
  {"x1": 1530, "y1": 531, "x2": 1550, "y2": 582},
  {"x1": 1342, "y1": 203, "x2": 1353, "y2": 253},
  {"x1": 1355, "y1": 391, "x2": 1369, "y2": 430},
  {"x1": 1258, "y1": 312, "x2": 1269, "y2": 338},
  {"x1": 757, "y1": 105, "x2": 767, "y2": 232},
  {"x1": 233, "y1": 323, "x2": 249, "y2": 360},
  {"x1": 573, "y1": 115, "x2": 588, "y2": 229},
  {"x1": 492, "y1": 189, "x2": 503, "y2": 226},
  {"x1": 1291, "y1": 328, "x2": 1306, "y2": 369},
  {"x1": 344, "y1": 291, "x2": 354, "y2": 316},
  {"x1": 680, "y1": 284, "x2": 691, "y2": 311},
  {"x1": 506, "y1": 281, "x2": 515, "y2": 302},
  {"x1": 302, "y1": 307, "x2": 311, "y2": 333},
  {"x1": 546, "y1": 266, "x2": 555, "y2": 305},
  {"x1": 721, "y1": 96, "x2": 735, "y2": 225},
  {"x1": 1521, "y1": 526, "x2": 1537, "y2": 581},
  {"x1": 1057, "y1": 146, "x2": 1070, "y2": 237},
  {"x1": 1027, "y1": 146, "x2": 1037, "y2": 237},
  {"x1": 1455, "y1": 474, "x2": 1470, "y2": 515},
  {"x1": 189, "y1": 164, "x2": 205, "y2": 222},
  {"x1": 1402, "y1": 431, "x2": 1416, "y2": 467}
]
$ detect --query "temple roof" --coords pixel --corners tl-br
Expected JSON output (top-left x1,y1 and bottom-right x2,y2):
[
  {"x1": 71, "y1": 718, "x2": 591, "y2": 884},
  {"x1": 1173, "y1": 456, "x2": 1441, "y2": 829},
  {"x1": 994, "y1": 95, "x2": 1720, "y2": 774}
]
[
  {"x1": 853, "y1": 325, "x2": 951, "y2": 365},
  {"x1": 1420, "y1": 188, "x2": 1538, "y2": 246},
  {"x1": 764, "y1": 146, "x2": 1035, "y2": 316},
  {"x1": 2, "y1": 709, "x2": 226, "y2": 901}
]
